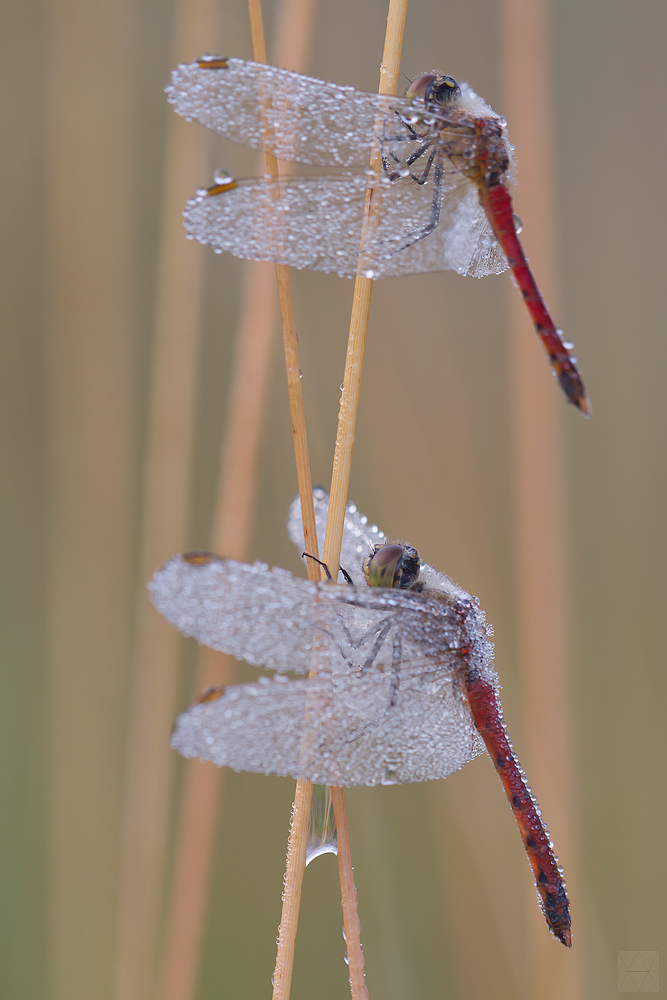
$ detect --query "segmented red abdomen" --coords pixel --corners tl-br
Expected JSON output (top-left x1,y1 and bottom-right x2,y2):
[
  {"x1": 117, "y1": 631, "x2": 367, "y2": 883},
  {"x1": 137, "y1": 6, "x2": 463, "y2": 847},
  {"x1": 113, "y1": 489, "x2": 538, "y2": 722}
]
[
  {"x1": 478, "y1": 181, "x2": 590, "y2": 417},
  {"x1": 465, "y1": 670, "x2": 572, "y2": 947}
]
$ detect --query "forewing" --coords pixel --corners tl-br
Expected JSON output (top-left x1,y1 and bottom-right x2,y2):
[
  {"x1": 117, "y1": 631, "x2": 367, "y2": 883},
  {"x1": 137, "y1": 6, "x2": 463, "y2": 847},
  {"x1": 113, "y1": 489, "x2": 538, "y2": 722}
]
[
  {"x1": 286, "y1": 486, "x2": 388, "y2": 585},
  {"x1": 150, "y1": 555, "x2": 324, "y2": 673},
  {"x1": 167, "y1": 58, "x2": 406, "y2": 167},
  {"x1": 185, "y1": 174, "x2": 508, "y2": 278},
  {"x1": 150, "y1": 553, "x2": 462, "y2": 673}
]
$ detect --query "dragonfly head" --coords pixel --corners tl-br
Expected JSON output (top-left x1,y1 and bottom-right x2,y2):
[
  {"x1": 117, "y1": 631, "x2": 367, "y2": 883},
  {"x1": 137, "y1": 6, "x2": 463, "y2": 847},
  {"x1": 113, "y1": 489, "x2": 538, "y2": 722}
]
[
  {"x1": 406, "y1": 72, "x2": 461, "y2": 107},
  {"x1": 363, "y1": 544, "x2": 421, "y2": 590}
]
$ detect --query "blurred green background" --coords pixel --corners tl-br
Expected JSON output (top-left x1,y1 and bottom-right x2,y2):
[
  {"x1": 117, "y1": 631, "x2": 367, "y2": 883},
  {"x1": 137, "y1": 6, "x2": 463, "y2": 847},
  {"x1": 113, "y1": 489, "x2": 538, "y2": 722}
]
[{"x1": 2, "y1": 0, "x2": 666, "y2": 998}]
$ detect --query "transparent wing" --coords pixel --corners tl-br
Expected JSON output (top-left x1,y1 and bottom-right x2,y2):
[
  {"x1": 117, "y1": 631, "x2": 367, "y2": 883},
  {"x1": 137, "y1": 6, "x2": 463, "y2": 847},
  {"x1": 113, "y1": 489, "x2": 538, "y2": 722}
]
[
  {"x1": 185, "y1": 173, "x2": 508, "y2": 278},
  {"x1": 150, "y1": 553, "x2": 479, "y2": 671},
  {"x1": 171, "y1": 669, "x2": 485, "y2": 787},
  {"x1": 167, "y1": 58, "x2": 418, "y2": 167},
  {"x1": 151, "y1": 549, "x2": 497, "y2": 785},
  {"x1": 286, "y1": 486, "x2": 388, "y2": 585}
]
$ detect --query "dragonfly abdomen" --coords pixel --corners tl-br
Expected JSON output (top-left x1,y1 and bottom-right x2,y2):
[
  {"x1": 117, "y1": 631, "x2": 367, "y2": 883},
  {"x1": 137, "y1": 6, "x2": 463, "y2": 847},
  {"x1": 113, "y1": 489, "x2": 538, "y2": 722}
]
[
  {"x1": 478, "y1": 182, "x2": 590, "y2": 416},
  {"x1": 465, "y1": 672, "x2": 572, "y2": 947}
]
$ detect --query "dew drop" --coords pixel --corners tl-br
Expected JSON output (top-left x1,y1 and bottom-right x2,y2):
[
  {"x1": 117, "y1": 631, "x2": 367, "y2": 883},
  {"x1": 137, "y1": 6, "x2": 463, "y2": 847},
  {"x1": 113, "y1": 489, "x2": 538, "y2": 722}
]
[
  {"x1": 213, "y1": 167, "x2": 234, "y2": 186},
  {"x1": 306, "y1": 784, "x2": 338, "y2": 865}
]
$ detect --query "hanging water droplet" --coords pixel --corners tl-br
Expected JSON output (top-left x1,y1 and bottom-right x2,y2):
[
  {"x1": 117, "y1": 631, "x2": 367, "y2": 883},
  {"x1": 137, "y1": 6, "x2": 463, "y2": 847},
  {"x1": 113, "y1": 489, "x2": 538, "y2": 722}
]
[
  {"x1": 512, "y1": 213, "x2": 523, "y2": 234},
  {"x1": 306, "y1": 784, "x2": 337, "y2": 865},
  {"x1": 361, "y1": 269, "x2": 376, "y2": 279}
]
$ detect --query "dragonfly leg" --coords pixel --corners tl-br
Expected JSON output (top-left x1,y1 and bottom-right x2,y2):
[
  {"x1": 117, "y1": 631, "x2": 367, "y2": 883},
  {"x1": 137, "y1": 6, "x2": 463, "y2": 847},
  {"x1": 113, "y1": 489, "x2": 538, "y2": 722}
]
[
  {"x1": 389, "y1": 160, "x2": 445, "y2": 254},
  {"x1": 302, "y1": 551, "x2": 353, "y2": 584},
  {"x1": 320, "y1": 615, "x2": 394, "y2": 665},
  {"x1": 302, "y1": 551, "x2": 332, "y2": 579},
  {"x1": 387, "y1": 634, "x2": 402, "y2": 707},
  {"x1": 408, "y1": 145, "x2": 437, "y2": 185},
  {"x1": 383, "y1": 140, "x2": 435, "y2": 181}
]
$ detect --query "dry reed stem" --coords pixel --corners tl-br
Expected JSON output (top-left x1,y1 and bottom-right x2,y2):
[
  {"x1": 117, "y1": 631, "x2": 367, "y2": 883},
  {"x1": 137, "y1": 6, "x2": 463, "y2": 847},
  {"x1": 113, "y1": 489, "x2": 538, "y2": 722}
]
[
  {"x1": 157, "y1": 260, "x2": 278, "y2": 1000},
  {"x1": 241, "y1": 2, "x2": 320, "y2": 999},
  {"x1": 321, "y1": 0, "x2": 408, "y2": 570},
  {"x1": 500, "y1": 0, "x2": 580, "y2": 995},
  {"x1": 159, "y1": 0, "x2": 319, "y2": 995},
  {"x1": 112, "y1": 1, "x2": 215, "y2": 997},
  {"x1": 320, "y1": 4, "x2": 408, "y2": 999}
]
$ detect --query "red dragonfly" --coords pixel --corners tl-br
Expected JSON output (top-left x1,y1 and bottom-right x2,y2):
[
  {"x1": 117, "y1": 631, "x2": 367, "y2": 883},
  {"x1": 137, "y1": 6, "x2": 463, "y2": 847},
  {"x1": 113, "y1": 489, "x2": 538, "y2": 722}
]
[
  {"x1": 151, "y1": 488, "x2": 571, "y2": 946},
  {"x1": 167, "y1": 56, "x2": 589, "y2": 415}
]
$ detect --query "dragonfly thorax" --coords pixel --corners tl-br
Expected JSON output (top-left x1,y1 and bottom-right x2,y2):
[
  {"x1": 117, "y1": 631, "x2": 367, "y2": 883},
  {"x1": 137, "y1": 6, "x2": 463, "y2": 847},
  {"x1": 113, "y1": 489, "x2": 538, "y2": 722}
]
[{"x1": 363, "y1": 543, "x2": 422, "y2": 590}]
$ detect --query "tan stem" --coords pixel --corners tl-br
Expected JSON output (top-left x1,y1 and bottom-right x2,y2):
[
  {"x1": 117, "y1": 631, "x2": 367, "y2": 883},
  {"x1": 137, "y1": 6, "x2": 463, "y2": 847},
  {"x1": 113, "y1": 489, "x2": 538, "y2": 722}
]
[{"x1": 321, "y1": 4, "x2": 408, "y2": 1000}]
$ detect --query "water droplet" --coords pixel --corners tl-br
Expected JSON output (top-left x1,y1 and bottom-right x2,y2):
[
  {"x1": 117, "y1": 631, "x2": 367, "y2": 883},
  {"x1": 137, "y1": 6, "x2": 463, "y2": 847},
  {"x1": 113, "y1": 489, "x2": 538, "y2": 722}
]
[
  {"x1": 306, "y1": 784, "x2": 337, "y2": 865},
  {"x1": 361, "y1": 269, "x2": 376, "y2": 279},
  {"x1": 213, "y1": 167, "x2": 234, "y2": 186},
  {"x1": 512, "y1": 213, "x2": 523, "y2": 234}
]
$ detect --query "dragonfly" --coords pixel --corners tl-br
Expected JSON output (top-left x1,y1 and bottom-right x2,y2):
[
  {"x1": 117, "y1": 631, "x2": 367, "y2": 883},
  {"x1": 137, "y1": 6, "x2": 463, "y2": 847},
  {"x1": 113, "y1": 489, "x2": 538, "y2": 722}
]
[
  {"x1": 150, "y1": 488, "x2": 571, "y2": 946},
  {"x1": 167, "y1": 56, "x2": 589, "y2": 415}
]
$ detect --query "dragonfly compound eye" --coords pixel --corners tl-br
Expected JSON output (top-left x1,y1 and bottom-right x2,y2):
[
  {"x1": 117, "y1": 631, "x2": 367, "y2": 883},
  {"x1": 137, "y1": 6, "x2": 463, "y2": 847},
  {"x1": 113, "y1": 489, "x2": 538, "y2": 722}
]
[
  {"x1": 364, "y1": 544, "x2": 421, "y2": 589},
  {"x1": 427, "y1": 74, "x2": 461, "y2": 103}
]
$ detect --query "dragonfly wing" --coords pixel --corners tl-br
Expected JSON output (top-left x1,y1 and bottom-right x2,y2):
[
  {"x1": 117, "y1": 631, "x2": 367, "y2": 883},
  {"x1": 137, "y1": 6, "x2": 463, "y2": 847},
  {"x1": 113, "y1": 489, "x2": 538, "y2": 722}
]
[
  {"x1": 171, "y1": 664, "x2": 484, "y2": 786},
  {"x1": 286, "y1": 487, "x2": 388, "y2": 585},
  {"x1": 185, "y1": 174, "x2": 508, "y2": 279},
  {"x1": 155, "y1": 555, "x2": 495, "y2": 783},
  {"x1": 150, "y1": 555, "x2": 325, "y2": 673},
  {"x1": 167, "y1": 58, "x2": 405, "y2": 167}
]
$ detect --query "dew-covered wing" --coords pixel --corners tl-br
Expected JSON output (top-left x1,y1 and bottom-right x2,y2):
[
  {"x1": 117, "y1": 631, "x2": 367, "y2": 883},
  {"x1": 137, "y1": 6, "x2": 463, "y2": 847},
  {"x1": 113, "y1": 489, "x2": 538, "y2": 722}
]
[
  {"x1": 184, "y1": 173, "x2": 507, "y2": 279},
  {"x1": 171, "y1": 666, "x2": 485, "y2": 786},
  {"x1": 152, "y1": 552, "x2": 495, "y2": 784},
  {"x1": 167, "y1": 58, "x2": 407, "y2": 167},
  {"x1": 286, "y1": 486, "x2": 388, "y2": 586},
  {"x1": 150, "y1": 553, "x2": 474, "y2": 672},
  {"x1": 151, "y1": 555, "x2": 322, "y2": 673}
]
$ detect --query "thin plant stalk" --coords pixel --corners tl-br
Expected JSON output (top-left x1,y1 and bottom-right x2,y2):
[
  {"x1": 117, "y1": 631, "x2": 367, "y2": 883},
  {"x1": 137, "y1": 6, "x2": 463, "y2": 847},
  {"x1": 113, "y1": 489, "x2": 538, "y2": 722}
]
[
  {"x1": 500, "y1": 0, "x2": 580, "y2": 996},
  {"x1": 242, "y1": 3, "x2": 321, "y2": 999},
  {"x1": 156, "y1": 260, "x2": 278, "y2": 1000},
  {"x1": 158, "y1": 0, "x2": 319, "y2": 995},
  {"x1": 321, "y1": 0, "x2": 408, "y2": 569},
  {"x1": 319, "y1": 3, "x2": 409, "y2": 998}
]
